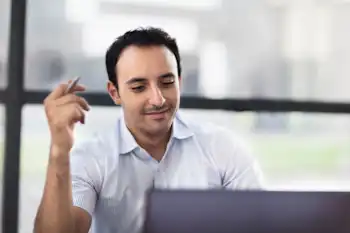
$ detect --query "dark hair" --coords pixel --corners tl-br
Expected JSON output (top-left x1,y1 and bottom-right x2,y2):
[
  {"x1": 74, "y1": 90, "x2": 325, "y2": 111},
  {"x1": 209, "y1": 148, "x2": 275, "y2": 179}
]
[{"x1": 105, "y1": 27, "x2": 182, "y2": 88}]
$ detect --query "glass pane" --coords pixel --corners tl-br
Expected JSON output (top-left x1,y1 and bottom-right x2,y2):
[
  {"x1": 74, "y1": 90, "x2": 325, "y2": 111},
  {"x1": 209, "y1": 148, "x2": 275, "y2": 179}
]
[
  {"x1": 0, "y1": 0, "x2": 10, "y2": 88},
  {"x1": 24, "y1": 0, "x2": 198, "y2": 92},
  {"x1": 25, "y1": 1, "x2": 350, "y2": 101},
  {"x1": 0, "y1": 105, "x2": 5, "y2": 233},
  {"x1": 20, "y1": 104, "x2": 350, "y2": 232}
]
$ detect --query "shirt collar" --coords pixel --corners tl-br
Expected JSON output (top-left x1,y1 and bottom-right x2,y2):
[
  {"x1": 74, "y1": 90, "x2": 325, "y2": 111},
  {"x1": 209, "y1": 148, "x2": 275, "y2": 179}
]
[
  {"x1": 119, "y1": 111, "x2": 194, "y2": 154},
  {"x1": 172, "y1": 111, "x2": 194, "y2": 140},
  {"x1": 119, "y1": 115, "x2": 138, "y2": 154}
]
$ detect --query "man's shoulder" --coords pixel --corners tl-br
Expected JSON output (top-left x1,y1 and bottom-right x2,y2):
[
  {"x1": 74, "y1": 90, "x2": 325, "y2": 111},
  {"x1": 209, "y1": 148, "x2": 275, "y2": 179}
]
[
  {"x1": 179, "y1": 113, "x2": 241, "y2": 143},
  {"x1": 178, "y1": 112, "x2": 252, "y2": 157}
]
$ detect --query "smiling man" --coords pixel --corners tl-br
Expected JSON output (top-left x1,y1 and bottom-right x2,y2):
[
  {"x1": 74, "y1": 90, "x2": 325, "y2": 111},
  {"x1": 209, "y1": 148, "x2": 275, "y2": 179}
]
[{"x1": 34, "y1": 27, "x2": 263, "y2": 233}]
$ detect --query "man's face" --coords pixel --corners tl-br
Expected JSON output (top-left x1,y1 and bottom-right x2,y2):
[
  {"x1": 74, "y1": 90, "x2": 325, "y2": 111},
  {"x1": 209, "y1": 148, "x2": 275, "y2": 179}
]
[{"x1": 109, "y1": 45, "x2": 181, "y2": 135}]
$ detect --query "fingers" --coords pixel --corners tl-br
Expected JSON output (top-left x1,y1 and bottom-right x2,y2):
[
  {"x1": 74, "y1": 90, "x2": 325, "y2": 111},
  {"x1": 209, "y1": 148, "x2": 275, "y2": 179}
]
[
  {"x1": 44, "y1": 80, "x2": 86, "y2": 103},
  {"x1": 45, "y1": 83, "x2": 68, "y2": 103},
  {"x1": 55, "y1": 94, "x2": 90, "y2": 111},
  {"x1": 50, "y1": 103, "x2": 86, "y2": 127},
  {"x1": 70, "y1": 104, "x2": 86, "y2": 124},
  {"x1": 44, "y1": 79, "x2": 90, "y2": 130},
  {"x1": 67, "y1": 84, "x2": 86, "y2": 93}
]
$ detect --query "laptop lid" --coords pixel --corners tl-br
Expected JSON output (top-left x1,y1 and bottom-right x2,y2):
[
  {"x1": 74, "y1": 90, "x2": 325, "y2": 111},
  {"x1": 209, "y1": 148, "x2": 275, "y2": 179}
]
[{"x1": 143, "y1": 190, "x2": 350, "y2": 233}]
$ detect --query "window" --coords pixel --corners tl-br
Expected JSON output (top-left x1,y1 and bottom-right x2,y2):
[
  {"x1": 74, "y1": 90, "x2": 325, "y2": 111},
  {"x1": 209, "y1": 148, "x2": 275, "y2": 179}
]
[
  {"x1": 0, "y1": 105, "x2": 4, "y2": 232},
  {"x1": 25, "y1": 0, "x2": 350, "y2": 101},
  {"x1": 25, "y1": 1, "x2": 198, "y2": 92},
  {"x1": 19, "y1": 1, "x2": 350, "y2": 232},
  {"x1": 0, "y1": 0, "x2": 10, "y2": 88}
]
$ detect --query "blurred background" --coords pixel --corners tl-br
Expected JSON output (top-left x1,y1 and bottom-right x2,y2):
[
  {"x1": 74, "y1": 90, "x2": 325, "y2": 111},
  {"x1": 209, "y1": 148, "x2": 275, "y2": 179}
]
[{"x1": 1, "y1": 0, "x2": 350, "y2": 232}]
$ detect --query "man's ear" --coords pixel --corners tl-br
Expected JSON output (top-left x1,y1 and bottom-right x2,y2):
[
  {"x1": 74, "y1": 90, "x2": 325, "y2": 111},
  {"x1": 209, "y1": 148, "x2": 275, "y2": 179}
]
[{"x1": 107, "y1": 81, "x2": 121, "y2": 105}]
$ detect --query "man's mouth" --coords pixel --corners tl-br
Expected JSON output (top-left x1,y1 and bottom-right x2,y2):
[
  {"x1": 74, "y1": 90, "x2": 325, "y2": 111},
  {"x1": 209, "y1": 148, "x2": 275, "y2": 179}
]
[
  {"x1": 145, "y1": 108, "x2": 169, "y2": 115},
  {"x1": 144, "y1": 108, "x2": 170, "y2": 120}
]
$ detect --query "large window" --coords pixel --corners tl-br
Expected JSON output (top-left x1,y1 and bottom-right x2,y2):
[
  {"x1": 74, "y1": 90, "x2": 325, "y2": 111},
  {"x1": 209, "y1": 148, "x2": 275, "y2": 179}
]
[
  {"x1": 0, "y1": 105, "x2": 5, "y2": 233},
  {"x1": 24, "y1": 0, "x2": 350, "y2": 101},
  {"x1": 5, "y1": 0, "x2": 349, "y2": 233},
  {"x1": 0, "y1": 0, "x2": 10, "y2": 232}
]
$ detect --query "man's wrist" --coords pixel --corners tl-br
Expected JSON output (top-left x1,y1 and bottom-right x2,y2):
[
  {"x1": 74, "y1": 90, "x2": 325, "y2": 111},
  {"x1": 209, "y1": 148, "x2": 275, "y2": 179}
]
[{"x1": 49, "y1": 143, "x2": 70, "y2": 166}]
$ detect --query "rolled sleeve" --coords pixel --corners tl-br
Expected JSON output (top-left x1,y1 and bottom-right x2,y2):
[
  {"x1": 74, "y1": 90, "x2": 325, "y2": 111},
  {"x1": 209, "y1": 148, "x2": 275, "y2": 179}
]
[
  {"x1": 223, "y1": 156, "x2": 264, "y2": 190},
  {"x1": 211, "y1": 128, "x2": 264, "y2": 190},
  {"x1": 223, "y1": 138, "x2": 264, "y2": 190},
  {"x1": 71, "y1": 174, "x2": 97, "y2": 216},
  {"x1": 70, "y1": 142, "x2": 102, "y2": 216}
]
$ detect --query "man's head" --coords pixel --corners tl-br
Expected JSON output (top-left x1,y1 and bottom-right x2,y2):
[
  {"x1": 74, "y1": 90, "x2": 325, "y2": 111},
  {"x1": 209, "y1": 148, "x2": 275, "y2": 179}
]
[{"x1": 105, "y1": 27, "x2": 182, "y2": 136}]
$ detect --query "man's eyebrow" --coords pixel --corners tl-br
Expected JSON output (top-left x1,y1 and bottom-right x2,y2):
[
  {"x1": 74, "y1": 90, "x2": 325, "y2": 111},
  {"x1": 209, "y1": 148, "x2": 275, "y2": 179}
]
[
  {"x1": 124, "y1": 73, "x2": 175, "y2": 84},
  {"x1": 159, "y1": 72, "x2": 175, "y2": 79},
  {"x1": 125, "y1": 77, "x2": 147, "y2": 85}
]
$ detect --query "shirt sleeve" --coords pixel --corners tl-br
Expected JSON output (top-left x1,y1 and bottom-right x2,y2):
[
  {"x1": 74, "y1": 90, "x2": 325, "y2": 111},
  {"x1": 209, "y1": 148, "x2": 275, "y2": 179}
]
[
  {"x1": 222, "y1": 142, "x2": 264, "y2": 190},
  {"x1": 70, "y1": 141, "x2": 102, "y2": 216},
  {"x1": 211, "y1": 129, "x2": 265, "y2": 190}
]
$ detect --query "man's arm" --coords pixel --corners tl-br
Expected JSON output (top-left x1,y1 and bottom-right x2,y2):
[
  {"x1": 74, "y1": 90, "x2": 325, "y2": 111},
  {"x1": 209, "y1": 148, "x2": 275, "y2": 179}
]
[
  {"x1": 222, "y1": 137, "x2": 264, "y2": 190},
  {"x1": 34, "y1": 146, "x2": 92, "y2": 233},
  {"x1": 34, "y1": 80, "x2": 93, "y2": 233},
  {"x1": 222, "y1": 153, "x2": 264, "y2": 190},
  {"x1": 210, "y1": 128, "x2": 264, "y2": 190}
]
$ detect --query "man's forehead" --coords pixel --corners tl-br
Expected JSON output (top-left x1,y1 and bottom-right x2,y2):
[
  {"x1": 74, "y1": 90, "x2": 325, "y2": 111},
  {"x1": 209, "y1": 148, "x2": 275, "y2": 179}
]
[{"x1": 116, "y1": 45, "x2": 178, "y2": 80}]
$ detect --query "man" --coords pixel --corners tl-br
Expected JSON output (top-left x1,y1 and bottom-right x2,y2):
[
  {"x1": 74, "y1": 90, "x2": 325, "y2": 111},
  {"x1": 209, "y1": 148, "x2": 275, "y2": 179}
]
[{"x1": 34, "y1": 27, "x2": 263, "y2": 233}]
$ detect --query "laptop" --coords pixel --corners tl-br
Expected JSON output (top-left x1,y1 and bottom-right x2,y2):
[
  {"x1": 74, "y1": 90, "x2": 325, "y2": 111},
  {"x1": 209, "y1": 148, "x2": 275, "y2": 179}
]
[{"x1": 143, "y1": 190, "x2": 350, "y2": 233}]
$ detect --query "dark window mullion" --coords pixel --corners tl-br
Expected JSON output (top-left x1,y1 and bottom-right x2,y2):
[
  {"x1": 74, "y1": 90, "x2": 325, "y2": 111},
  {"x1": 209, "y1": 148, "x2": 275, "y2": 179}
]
[{"x1": 2, "y1": 1, "x2": 27, "y2": 233}]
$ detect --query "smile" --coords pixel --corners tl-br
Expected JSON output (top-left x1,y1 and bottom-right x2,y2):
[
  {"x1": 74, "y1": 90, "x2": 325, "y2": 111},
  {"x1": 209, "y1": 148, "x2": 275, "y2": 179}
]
[{"x1": 145, "y1": 109, "x2": 169, "y2": 115}]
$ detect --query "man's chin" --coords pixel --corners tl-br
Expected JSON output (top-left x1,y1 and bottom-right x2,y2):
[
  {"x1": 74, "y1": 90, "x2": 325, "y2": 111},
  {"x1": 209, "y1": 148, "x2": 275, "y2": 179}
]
[
  {"x1": 142, "y1": 125, "x2": 169, "y2": 137},
  {"x1": 145, "y1": 117, "x2": 173, "y2": 134}
]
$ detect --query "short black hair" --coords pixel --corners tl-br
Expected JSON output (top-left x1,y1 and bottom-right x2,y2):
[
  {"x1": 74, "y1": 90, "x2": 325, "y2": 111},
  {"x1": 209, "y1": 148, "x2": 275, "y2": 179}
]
[{"x1": 105, "y1": 27, "x2": 182, "y2": 88}]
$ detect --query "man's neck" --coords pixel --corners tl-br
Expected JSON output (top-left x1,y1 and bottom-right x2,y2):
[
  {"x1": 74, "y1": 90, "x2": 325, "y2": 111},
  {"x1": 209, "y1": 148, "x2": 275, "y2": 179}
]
[{"x1": 128, "y1": 125, "x2": 172, "y2": 161}]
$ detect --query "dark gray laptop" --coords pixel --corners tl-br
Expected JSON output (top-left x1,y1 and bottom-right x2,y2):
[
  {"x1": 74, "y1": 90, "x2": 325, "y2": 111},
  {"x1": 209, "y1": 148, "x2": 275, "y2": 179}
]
[{"x1": 143, "y1": 190, "x2": 350, "y2": 233}]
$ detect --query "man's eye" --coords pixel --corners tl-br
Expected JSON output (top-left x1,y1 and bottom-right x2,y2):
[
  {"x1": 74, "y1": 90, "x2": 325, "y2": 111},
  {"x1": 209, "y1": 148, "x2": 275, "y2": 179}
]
[
  {"x1": 131, "y1": 86, "x2": 145, "y2": 92},
  {"x1": 162, "y1": 79, "x2": 175, "y2": 86}
]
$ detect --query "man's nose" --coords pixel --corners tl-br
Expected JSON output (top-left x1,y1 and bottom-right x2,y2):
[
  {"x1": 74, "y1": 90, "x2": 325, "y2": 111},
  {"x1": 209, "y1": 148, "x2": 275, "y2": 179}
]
[{"x1": 149, "y1": 87, "x2": 165, "y2": 107}]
